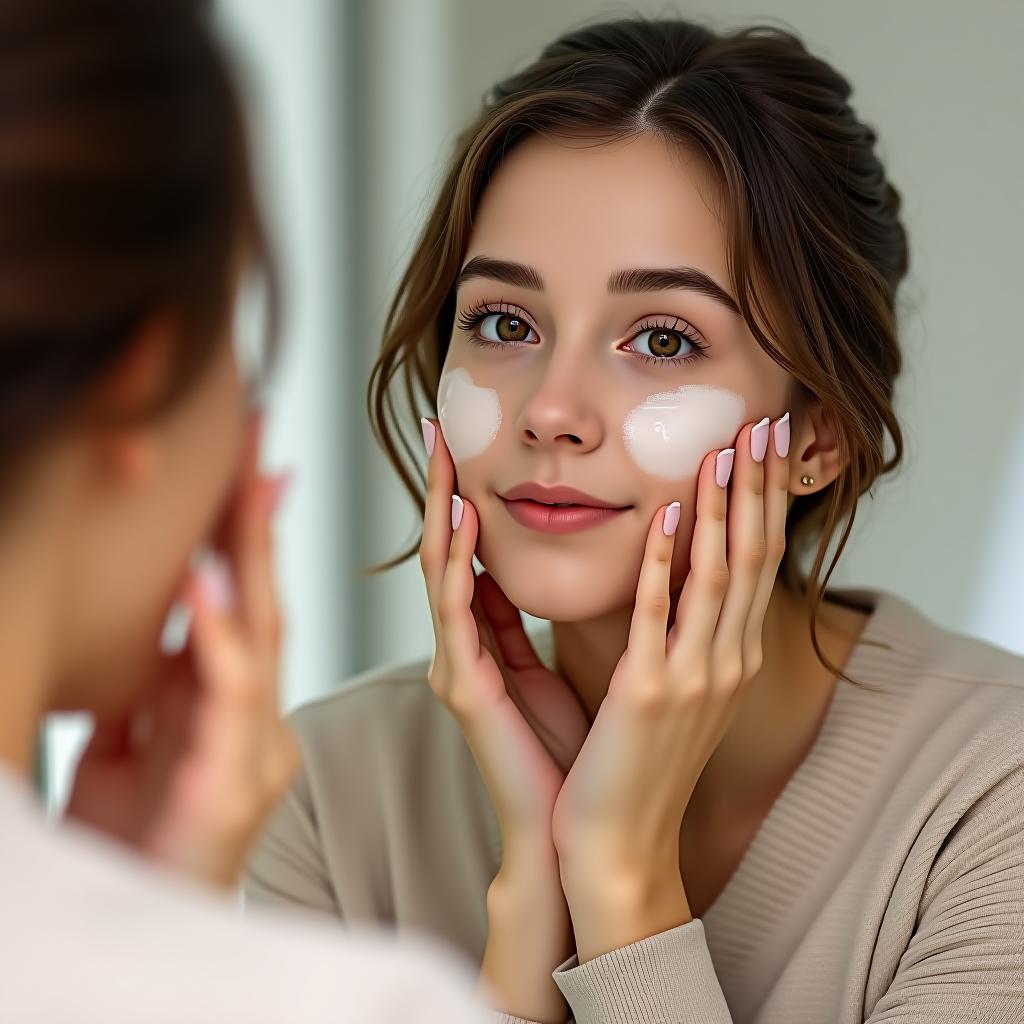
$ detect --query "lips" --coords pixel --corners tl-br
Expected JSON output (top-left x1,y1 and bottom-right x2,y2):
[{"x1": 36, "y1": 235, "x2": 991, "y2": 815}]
[{"x1": 499, "y1": 482, "x2": 631, "y2": 535}]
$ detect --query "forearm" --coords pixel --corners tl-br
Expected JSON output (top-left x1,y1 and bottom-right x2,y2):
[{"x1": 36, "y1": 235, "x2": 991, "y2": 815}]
[{"x1": 478, "y1": 841, "x2": 575, "y2": 1024}]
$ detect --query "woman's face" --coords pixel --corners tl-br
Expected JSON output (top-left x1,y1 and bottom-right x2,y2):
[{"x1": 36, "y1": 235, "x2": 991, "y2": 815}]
[{"x1": 439, "y1": 133, "x2": 792, "y2": 622}]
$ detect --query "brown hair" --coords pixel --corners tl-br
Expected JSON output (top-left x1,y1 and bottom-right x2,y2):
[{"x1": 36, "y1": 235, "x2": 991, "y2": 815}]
[
  {"x1": 0, "y1": 0, "x2": 276, "y2": 489},
  {"x1": 368, "y1": 17, "x2": 907, "y2": 684}
]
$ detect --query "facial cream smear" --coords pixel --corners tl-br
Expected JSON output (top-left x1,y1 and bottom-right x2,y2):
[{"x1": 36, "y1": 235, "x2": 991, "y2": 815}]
[
  {"x1": 623, "y1": 385, "x2": 746, "y2": 480},
  {"x1": 437, "y1": 367, "x2": 503, "y2": 462}
]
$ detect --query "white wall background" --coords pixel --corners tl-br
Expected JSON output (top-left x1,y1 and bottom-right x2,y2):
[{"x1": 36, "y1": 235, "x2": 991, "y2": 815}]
[{"x1": 43, "y1": 0, "x2": 1024, "y2": 807}]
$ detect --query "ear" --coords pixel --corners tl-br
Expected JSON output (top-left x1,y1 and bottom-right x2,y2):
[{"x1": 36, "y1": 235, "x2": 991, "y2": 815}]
[
  {"x1": 85, "y1": 312, "x2": 180, "y2": 488},
  {"x1": 790, "y1": 399, "x2": 844, "y2": 495}
]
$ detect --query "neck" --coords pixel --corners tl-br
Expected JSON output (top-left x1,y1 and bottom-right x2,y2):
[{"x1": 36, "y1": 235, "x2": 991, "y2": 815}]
[
  {"x1": 0, "y1": 484, "x2": 66, "y2": 781},
  {"x1": 551, "y1": 580, "x2": 871, "y2": 826}
]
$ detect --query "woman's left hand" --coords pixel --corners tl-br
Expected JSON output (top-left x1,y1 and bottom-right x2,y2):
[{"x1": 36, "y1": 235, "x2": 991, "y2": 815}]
[{"x1": 550, "y1": 413, "x2": 791, "y2": 962}]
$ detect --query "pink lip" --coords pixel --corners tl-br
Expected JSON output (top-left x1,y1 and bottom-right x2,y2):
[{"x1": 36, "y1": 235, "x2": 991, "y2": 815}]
[
  {"x1": 499, "y1": 482, "x2": 631, "y2": 535},
  {"x1": 501, "y1": 483, "x2": 626, "y2": 508}
]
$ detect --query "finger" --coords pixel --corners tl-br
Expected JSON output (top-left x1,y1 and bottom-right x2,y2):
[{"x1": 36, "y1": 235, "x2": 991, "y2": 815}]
[
  {"x1": 145, "y1": 663, "x2": 201, "y2": 783},
  {"x1": 229, "y1": 413, "x2": 284, "y2": 667},
  {"x1": 177, "y1": 565, "x2": 258, "y2": 798},
  {"x1": 743, "y1": 411, "x2": 791, "y2": 667},
  {"x1": 419, "y1": 417, "x2": 456, "y2": 635},
  {"x1": 436, "y1": 495, "x2": 486, "y2": 711},
  {"x1": 184, "y1": 557, "x2": 253, "y2": 714},
  {"x1": 238, "y1": 472, "x2": 288, "y2": 669},
  {"x1": 153, "y1": 648, "x2": 200, "y2": 733},
  {"x1": 625, "y1": 502, "x2": 681, "y2": 668},
  {"x1": 471, "y1": 576, "x2": 561, "y2": 759},
  {"x1": 474, "y1": 571, "x2": 542, "y2": 672},
  {"x1": 670, "y1": 446, "x2": 732, "y2": 666},
  {"x1": 711, "y1": 418, "x2": 767, "y2": 678}
]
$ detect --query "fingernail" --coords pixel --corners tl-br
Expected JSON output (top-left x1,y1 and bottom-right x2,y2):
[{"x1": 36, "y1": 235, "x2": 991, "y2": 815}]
[
  {"x1": 197, "y1": 552, "x2": 236, "y2": 613},
  {"x1": 421, "y1": 418, "x2": 436, "y2": 457},
  {"x1": 774, "y1": 412, "x2": 791, "y2": 459},
  {"x1": 267, "y1": 470, "x2": 294, "y2": 515},
  {"x1": 451, "y1": 494, "x2": 464, "y2": 531},
  {"x1": 751, "y1": 417, "x2": 770, "y2": 463},
  {"x1": 716, "y1": 449, "x2": 735, "y2": 488},
  {"x1": 663, "y1": 501, "x2": 681, "y2": 537}
]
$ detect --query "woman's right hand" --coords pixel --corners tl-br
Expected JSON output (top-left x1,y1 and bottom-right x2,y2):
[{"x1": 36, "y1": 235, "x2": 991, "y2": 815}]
[
  {"x1": 419, "y1": 418, "x2": 588, "y2": 1023},
  {"x1": 419, "y1": 417, "x2": 587, "y2": 844},
  {"x1": 66, "y1": 413, "x2": 298, "y2": 891}
]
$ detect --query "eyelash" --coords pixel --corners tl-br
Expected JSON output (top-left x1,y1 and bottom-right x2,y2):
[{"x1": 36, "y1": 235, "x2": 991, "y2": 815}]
[{"x1": 455, "y1": 301, "x2": 709, "y2": 367}]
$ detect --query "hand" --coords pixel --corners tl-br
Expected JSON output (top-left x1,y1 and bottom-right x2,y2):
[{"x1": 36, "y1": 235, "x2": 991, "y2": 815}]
[
  {"x1": 419, "y1": 419, "x2": 588, "y2": 1023},
  {"x1": 551, "y1": 413, "x2": 791, "y2": 962},
  {"x1": 419, "y1": 419, "x2": 589, "y2": 841},
  {"x1": 66, "y1": 413, "x2": 299, "y2": 890}
]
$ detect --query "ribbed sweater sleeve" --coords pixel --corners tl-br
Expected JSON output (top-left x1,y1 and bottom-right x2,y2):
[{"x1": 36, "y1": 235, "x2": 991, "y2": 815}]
[
  {"x1": 545, "y1": 765, "x2": 1024, "y2": 1024},
  {"x1": 551, "y1": 919, "x2": 729, "y2": 1023}
]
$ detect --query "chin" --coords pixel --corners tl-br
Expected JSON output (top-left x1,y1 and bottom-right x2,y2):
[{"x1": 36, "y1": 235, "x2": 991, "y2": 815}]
[{"x1": 478, "y1": 538, "x2": 640, "y2": 623}]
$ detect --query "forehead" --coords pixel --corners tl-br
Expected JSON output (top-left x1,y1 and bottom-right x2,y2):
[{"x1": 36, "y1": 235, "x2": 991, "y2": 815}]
[{"x1": 466, "y1": 132, "x2": 731, "y2": 290}]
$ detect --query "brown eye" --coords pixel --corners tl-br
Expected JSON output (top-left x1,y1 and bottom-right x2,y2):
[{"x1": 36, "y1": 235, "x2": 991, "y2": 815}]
[
  {"x1": 496, "y1": 315, "x2": 530, "y2": 342},
  {"x1": 649, "y1": 329, "x2": 682, "y2": 357},
  {"x1": 634, "y1": 326, "x2": 694, "y2": 359},
  {"x1": 477, "y1": 312, "x2": 537, "y2": 345}
]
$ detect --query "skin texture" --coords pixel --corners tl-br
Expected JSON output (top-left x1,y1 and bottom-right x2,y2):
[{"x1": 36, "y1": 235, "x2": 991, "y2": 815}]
[
  {"x1": 424, "y1": 133, "x2": 871, "y2": 1021},
  {"x1": 443, "y1": 133, "x2": 791, "y2": 623},
  {"x1": 0, "y1": 291, "x2": 299, "y2": 890}
]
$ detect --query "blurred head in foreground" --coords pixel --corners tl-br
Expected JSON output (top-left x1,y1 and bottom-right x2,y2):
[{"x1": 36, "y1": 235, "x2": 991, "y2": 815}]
[{"x1": 0, "y1": 0, "x2": 275, "y2": 717}]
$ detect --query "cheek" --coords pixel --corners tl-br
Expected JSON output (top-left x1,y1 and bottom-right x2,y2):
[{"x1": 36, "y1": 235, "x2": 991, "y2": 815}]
[
  {"x1": 437, "y1": 367, "x2": 502, "y2": 463},
  {"x1": 623, "y1": 384, "x2": 746, "y2": 480},
  {"x1": 189, "y1": 350, "x2": 246, "y2": 504},
  {"x1": 163, "y1": 345, "x2": 247, "y2": 574}
]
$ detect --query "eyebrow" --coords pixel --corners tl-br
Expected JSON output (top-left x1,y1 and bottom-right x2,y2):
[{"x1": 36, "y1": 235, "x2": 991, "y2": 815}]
[
  {"x1": 456, "y1": 256, "x2": 544, "y2": 291},
  {"x1": 456, "y1": 255, "x2": 740, "y2": 317}
]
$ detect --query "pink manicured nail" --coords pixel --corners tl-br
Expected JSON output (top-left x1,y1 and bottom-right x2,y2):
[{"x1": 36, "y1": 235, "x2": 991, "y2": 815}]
[
  {"x1": 198, "y1": 553, "x2": 236, "y2": 613},
  {"x1": 716, "y1": 449, "x2": 735, "y2": 488},
  {"x1": 451, "y1": 494, "x2": 464, "y2": 531},
  {"x1": 751, "y1": 417, "x2": 770, "y2": 463},
  {"x1": 267, "y1": 470, "x2": 294, "y2": 516},
  {"x1": 421, "y1": 418, "x2": 436, "y2": 457},
  {"x1": 663, "y1": 501, "x2": 681, "y2": 537},
  {"x1": 774, "y1": 412, "x2": 791, "y2": 458}
]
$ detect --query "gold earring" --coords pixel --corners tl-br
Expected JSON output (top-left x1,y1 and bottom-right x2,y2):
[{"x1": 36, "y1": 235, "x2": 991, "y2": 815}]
[{"x1": 801, "y1": 474, "x2": 815, "y2": 487}]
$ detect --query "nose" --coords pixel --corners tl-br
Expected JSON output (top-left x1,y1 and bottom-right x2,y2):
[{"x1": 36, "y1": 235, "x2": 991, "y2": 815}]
[{"x1": 517, "y1": 362, "x2": 603, "y2": 454}]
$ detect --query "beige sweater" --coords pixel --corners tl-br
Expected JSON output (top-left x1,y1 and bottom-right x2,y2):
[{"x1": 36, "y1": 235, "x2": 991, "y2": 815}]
[
  {"x1": 0, "y1": 764, "x2": 486, "y2": 1023},
  {"x1": 246, "y1": 589, "x2": 1024, "y2": 1023}
]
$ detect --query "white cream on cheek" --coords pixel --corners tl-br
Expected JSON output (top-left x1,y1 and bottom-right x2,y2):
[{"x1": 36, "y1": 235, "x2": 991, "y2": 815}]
[
  {"x1": 623, "y1": 385, "x2": 746, "y2": 479},
  {"x1": 437, "y1": 367, "x2": 503, "y2": 462}
]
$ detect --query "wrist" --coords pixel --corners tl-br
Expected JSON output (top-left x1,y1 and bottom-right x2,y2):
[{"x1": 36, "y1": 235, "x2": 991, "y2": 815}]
[
  {"x1": 557, "y1": 829, "x2": 679, "y2": 894},
  {"x1": 494, "y1": 829, "x2": 561, "y2": 880},
  {"x1": 560, "y1": 848, "x2": 691, "y2": 965},
  {"x1": 489, "y1": 840, "x2": 575, "y2": 961},
  {"x1": 489, "y1": 848, "x2": 568, "y2": 929},
  {"x1": 482, "y1": 842, "x2": 575, "y2": 1024},
  {"x1": 563, "y1": 860, "x2": 689, "y2": 917}
]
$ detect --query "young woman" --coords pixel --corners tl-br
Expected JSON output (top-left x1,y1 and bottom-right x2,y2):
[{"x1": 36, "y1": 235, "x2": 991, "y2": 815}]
[
  {"x1": 246, "y1": 17, "x2": 1024, "y2": 1024},
  {"x1": 0, "y1": 2, "x2": 486, "y2": 1021}
]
